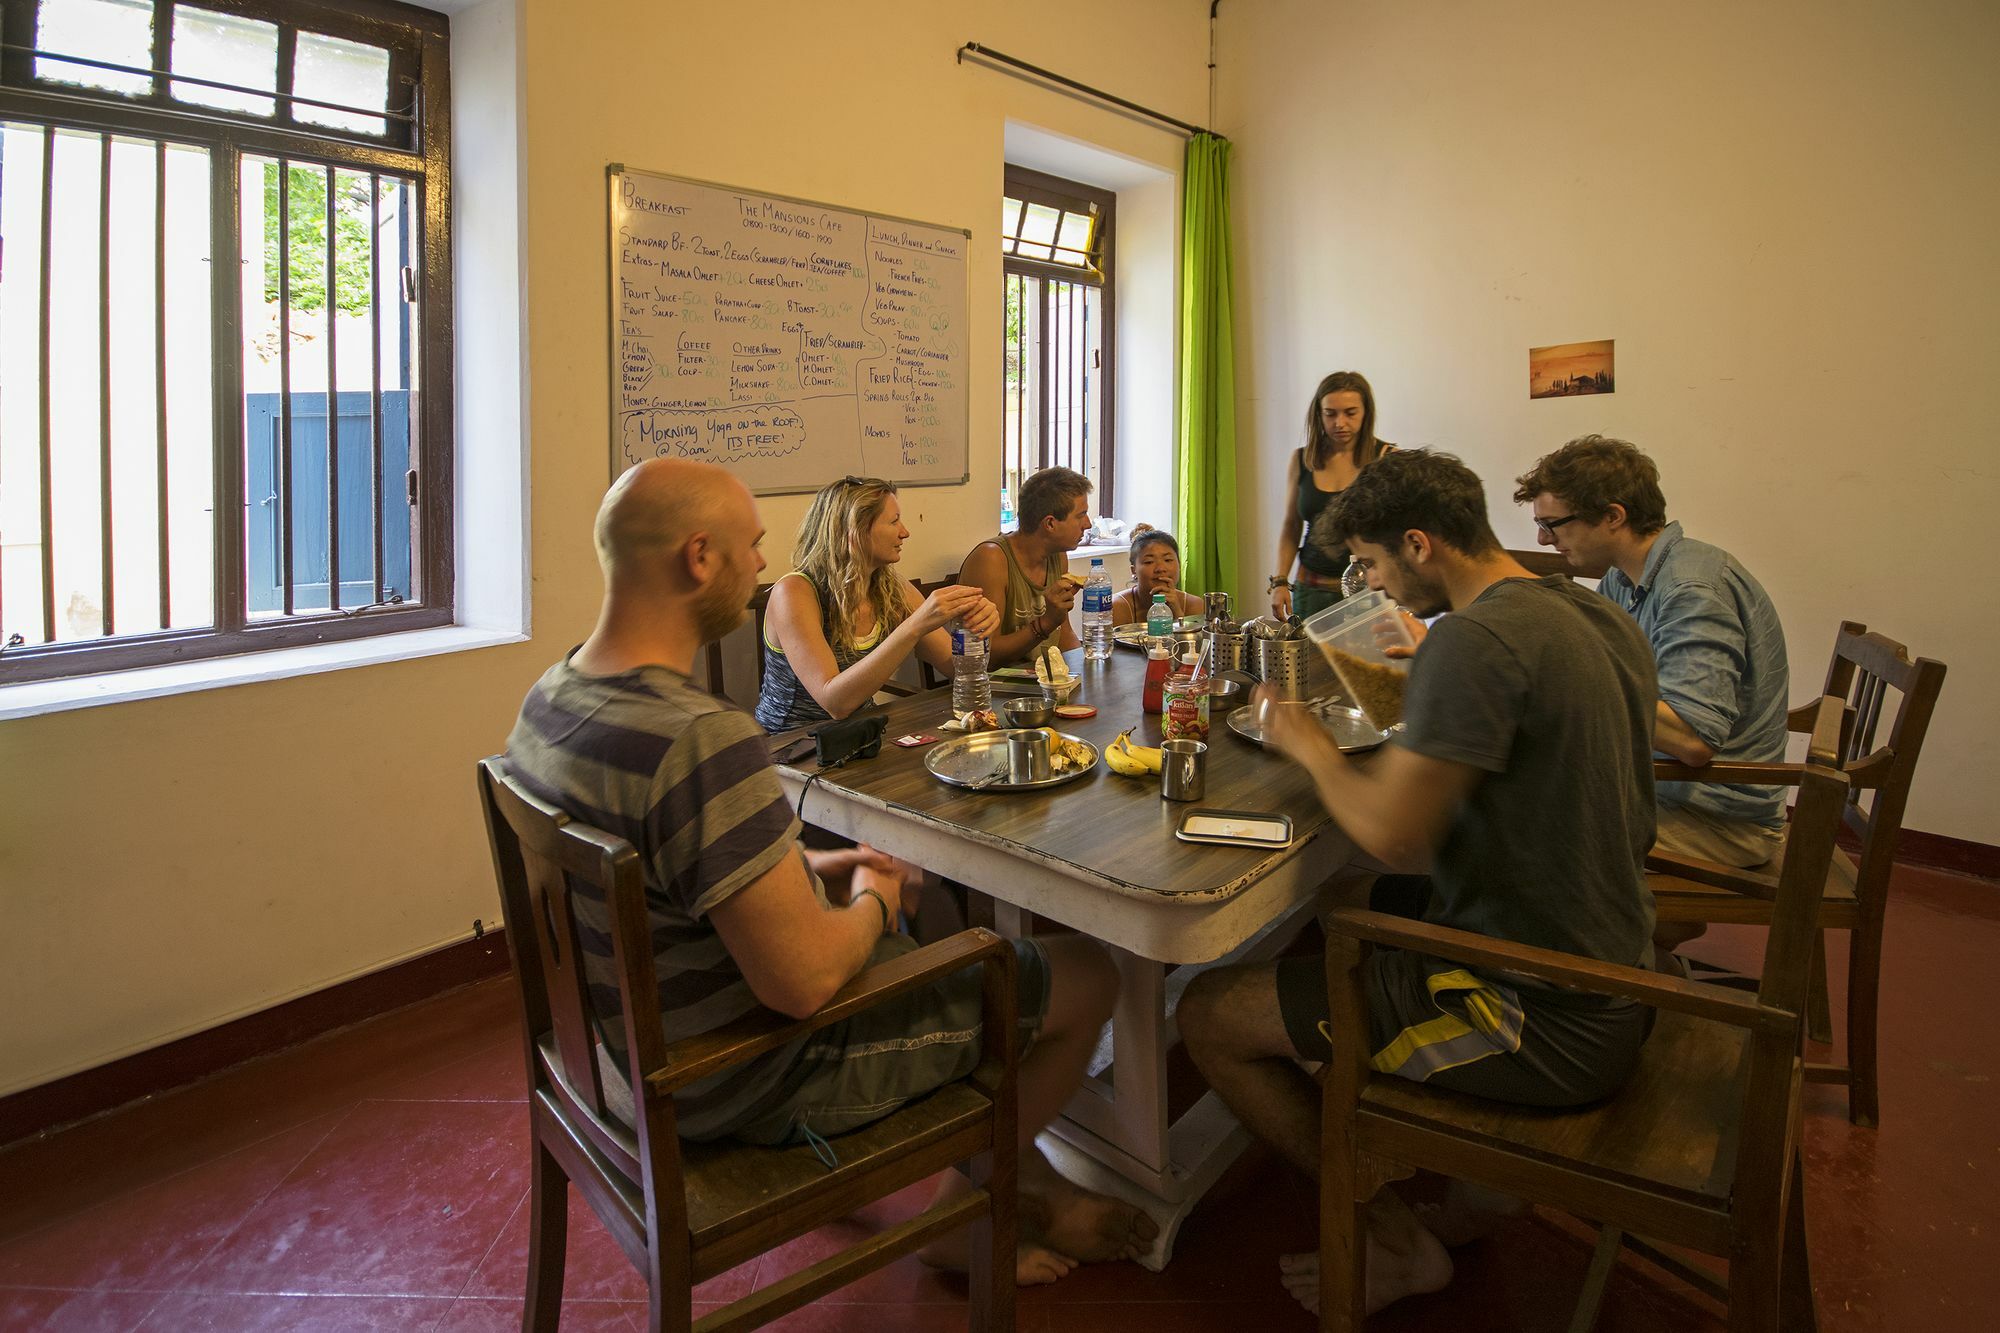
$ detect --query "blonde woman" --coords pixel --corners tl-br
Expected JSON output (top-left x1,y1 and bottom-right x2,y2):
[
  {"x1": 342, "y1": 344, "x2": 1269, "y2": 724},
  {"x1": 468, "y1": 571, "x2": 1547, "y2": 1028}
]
[{"x1": 756, "y1": 476, "x2": 999, "y2": 733}]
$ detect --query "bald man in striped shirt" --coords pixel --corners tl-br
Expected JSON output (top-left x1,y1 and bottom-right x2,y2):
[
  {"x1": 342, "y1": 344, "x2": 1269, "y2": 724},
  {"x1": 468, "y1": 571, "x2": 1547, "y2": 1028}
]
[{"x1": 505, "y1": 459, "x2": 1156, "y2": 1283}]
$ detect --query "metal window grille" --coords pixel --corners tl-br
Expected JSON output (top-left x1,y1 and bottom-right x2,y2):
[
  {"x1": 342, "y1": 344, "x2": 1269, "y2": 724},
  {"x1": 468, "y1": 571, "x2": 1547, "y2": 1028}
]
[
  {"x1": 1001, "y1": 166, "x2": 1114, "y2": 522},
  {"x1": 0, "y1": 0, "x2": 451, "y2": 683}
]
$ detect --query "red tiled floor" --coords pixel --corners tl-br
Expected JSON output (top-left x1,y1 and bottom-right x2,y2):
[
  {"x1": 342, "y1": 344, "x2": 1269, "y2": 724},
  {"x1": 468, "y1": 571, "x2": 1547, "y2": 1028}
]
[
  {"x1": 130, "y1": 1292, "x2": 448, "y2": 1330},
  {"x1": 0, "y1": 1117, "x2": 337, "y2": 1293},
  {"x1": 0, "y1": 1289, "x2": 168, "y2": 1332},
  {"x1": 0, "y1": 865, "x2": 1992, "y2": 1330},
  {"x1": 183, "y1": 1099, "x2": 528, "y2": 1297}
]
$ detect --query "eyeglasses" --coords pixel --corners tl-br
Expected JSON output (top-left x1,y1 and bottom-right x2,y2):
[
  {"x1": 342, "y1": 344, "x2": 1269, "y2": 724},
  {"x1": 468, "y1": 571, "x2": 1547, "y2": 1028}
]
[{"x1": 1533, "y1": 513, "x2": 1586, "y2": 535}]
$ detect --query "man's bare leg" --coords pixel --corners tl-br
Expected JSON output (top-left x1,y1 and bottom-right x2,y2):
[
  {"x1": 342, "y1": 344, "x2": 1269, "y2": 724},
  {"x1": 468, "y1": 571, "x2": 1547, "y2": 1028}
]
[
  {"x1": 924, "y1": 935, "x2": 1158, "y2": 1281},
  {"x1": 1179, "y1": 961, "x2": 1451, "y2": 1315}
]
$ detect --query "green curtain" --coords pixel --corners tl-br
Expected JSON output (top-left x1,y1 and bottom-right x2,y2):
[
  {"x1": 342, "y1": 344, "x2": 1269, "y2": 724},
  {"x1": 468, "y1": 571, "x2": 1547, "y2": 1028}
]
[{"x1": 1173, "y1": 132, "x2": 1238, "y2": 602}]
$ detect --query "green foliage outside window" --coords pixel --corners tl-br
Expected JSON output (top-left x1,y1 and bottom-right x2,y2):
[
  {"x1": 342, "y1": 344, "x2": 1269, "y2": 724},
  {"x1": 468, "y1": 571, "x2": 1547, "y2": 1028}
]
[{"x1": 263, "y1": 164, "x2": 375, "y2": 314}]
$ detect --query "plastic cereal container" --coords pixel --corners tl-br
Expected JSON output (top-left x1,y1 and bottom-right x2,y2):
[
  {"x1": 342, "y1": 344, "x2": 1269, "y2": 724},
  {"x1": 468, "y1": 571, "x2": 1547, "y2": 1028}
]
[{"x1": 1301, "y1": 591, "x2": 1416, "y2": 729}]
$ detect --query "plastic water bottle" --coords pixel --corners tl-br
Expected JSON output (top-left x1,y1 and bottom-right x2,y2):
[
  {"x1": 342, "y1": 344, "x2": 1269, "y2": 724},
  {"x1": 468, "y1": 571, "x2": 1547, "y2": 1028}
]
[
  {"x1": 950, "y1": 622, "x2": 990, "y2": 715},
  {"x1": 1146, "y1": 591, "x2": 1174, "y2": 640},
  {"x1": 1081, "y1": 558, "x2": 1114, "y2": 661}
]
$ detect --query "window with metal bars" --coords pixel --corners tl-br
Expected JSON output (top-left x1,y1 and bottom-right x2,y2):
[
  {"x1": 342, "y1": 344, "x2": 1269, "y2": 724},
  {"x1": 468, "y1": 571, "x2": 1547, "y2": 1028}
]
[
  {"x1": 1001, "y1": 165, "x2": 1113, "y2": 525},
  {"x1": 0, "y1": 0, "x2": 451, "y2": 684}
]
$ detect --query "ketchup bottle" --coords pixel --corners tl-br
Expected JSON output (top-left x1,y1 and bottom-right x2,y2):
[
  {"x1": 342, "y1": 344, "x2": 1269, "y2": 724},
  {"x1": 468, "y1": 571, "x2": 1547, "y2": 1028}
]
[{"x1": 1142, "y1": 637, "x2": 1171, "y2": 714}]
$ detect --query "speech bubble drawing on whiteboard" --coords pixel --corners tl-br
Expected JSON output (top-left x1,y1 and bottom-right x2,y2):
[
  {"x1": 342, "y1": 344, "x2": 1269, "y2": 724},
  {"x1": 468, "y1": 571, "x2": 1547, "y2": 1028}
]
[{"x1": 619, "y1": 407, "x2": 807, "y2": 466}]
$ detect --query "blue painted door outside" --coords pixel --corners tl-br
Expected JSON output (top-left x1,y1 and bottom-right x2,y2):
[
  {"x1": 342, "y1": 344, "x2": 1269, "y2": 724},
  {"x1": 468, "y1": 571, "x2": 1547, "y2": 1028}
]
[{"x1": 245, "y1": 392, "x2": 412, "y2": 613}]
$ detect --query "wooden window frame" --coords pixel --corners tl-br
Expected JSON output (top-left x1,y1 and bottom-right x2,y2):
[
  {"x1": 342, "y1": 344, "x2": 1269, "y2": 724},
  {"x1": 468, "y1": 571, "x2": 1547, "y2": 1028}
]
[
  {"x1": 1002, "y1": 165, "x2": 1115, "y2": 517},
  {"x1": 0, "y1": 0, "x2": 454, "y2": 684}
]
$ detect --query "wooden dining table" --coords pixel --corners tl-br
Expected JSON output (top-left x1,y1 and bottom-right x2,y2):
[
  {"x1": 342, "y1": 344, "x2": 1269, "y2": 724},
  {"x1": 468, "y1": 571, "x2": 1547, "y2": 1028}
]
[{"x1": 771, "y1": 644, "x2": 1365, "y2": 1269}]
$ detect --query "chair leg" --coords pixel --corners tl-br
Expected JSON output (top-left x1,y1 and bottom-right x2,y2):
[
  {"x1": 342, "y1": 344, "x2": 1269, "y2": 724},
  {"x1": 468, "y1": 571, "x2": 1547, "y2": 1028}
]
[
  {"x1": 1846, "y1": 928, "x2": 1883, "y2": 1128},
  {"x1": 1566, "y1": 1225, "x2": 1624, "y2": 1333},
  {"x1": 1805, "y1": 934, "x2": 1833, "y2": 1047},
  {"x1": 968, "y1": 1153, "x2": 1017, "y2": 1333},
  {"x1": 524, "y1": 1136, "x2": 569, "y2": 1333},
  {"x1": 1727, "y1": 1189, "x2": 1788, "y2": 1333},
  {"x1": 1320, "y1": 1158, "x2": 1367, "y2": 1330},
  {"x1": 1780, "y1": 1150, "x2": 1819, "y2": 1332}
]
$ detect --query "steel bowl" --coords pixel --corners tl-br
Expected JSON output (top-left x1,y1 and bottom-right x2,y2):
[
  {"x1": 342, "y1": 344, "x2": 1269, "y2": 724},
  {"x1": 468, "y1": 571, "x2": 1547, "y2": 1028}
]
[
  {"x1": 1001, "y1": 696, "x2": 1054, "y2": 728},
  {"x1": 1203, "y1": 675, "x2": 1247, "y2": 711}
]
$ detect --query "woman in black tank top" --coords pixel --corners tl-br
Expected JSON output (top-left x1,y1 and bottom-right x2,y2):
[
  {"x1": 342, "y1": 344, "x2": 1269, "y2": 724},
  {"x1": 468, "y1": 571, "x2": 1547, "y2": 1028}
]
[{"x1": 1268, "y1": 371, "x2": 1394, "y2": 621}]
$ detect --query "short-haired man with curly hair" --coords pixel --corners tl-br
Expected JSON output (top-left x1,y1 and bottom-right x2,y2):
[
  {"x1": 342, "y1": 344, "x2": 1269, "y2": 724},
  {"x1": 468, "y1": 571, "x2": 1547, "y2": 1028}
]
[
  {"x1": 1176, "y1": 449, "x2": 1662, "y2": 1318},
  {"x1": 1514, "y1": 434, "x2": 1791, "y2": 872}
]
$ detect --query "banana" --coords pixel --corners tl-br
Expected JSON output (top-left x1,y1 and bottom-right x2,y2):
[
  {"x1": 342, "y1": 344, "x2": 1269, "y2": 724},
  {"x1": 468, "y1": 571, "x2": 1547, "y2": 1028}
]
[
  {"x1": 1105, "y1": 729, "x2": 1163, "y2": 777},
  {"x1": 1043, "y1": 644, "x2": 1072, "y2": 685}
]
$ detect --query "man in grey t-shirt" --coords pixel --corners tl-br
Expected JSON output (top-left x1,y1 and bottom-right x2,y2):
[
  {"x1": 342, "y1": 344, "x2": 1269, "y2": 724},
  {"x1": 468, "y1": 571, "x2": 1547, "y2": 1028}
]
[
  {"x1": 1177, "y1": 450, "x2": 1659, "y2": 1319},
  {"x1": 1515, "y1": 434, "x2": 1790, "y2": 871}
]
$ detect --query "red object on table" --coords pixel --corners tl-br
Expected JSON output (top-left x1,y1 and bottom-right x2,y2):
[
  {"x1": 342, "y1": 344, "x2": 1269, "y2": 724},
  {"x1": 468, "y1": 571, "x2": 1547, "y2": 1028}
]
[{"x1": 1142, "y1": 639, "x2": 1170, "y2": 714}]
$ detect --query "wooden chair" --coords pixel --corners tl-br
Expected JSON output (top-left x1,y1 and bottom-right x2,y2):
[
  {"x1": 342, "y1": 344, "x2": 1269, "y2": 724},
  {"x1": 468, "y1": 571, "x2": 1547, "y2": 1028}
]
[
  {"x1": 1507, "y1": 547, "x2": 1577, "y2": 578},
  {"x1": 1647, "y1": 621, "x2": 1946, "y2": 1127},
  {"x1": 1316, "y1": 695, "x2": 1850, "y2": 1332},
  {"x1": 703, "y1": 584, "x2": 775, "y2": 707},
  {"x1": 476, "y1": 757, "x2": 1019, "y2": 1332}
]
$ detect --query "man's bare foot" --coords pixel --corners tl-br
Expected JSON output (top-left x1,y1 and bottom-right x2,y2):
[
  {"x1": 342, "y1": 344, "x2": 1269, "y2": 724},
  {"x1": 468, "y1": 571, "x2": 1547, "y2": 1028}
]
[
  {"x1": 1409, "y1": 1179, "x2": 1529, "y2": 1248},
  {"x1": 1017, "y1": 1244, "x2": 1076, "y2": 1285},
  {"x1": 1279, "y1": 1190, "x2": 1454, "y2": 1317},
  {"x1": 916, "y1": 1233, "x2": 1077, "y2": 1286},
  {"x1": 1278, "y1": 1251, "x2": 1323, "y2": 1315},
  {"x1": 1030, "y1": 1180, "x2": 1160, "y2": 1263}
]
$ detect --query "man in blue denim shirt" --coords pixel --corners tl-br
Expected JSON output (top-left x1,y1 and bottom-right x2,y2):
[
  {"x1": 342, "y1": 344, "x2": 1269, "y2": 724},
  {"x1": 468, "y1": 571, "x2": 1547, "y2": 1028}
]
[{"x1": 1514, "y1": 436, "x2": 1790, "y2": 876}]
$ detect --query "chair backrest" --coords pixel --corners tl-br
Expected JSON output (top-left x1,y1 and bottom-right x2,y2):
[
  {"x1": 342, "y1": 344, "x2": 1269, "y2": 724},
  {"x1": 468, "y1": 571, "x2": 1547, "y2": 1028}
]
[
  {"x1": 1728, "y1": 697, "x2": 1850, "y2": 1184},
  {"x1": 1506, "y1": 548, "x2": 1577, "y2": 579},
  {"x1": 1814, "y1": 622, "x2": 1947, "y2": 894},
  {"x1": 477, "y1": 756, "x2": 670, "y2": 1175},
  {"x1": 703, "y1": 582, "x2": 776, "y2": 707}
]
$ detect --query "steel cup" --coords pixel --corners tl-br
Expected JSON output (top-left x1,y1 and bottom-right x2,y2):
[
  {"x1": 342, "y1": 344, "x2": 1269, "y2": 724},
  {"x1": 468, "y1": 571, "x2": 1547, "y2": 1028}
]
[
  {"x1": 1006, "y1": 729, "x2": 1054, "y2": 784},
  {"x1": 1160, "y1": 739, "x2": 1207, "y2": 801}
]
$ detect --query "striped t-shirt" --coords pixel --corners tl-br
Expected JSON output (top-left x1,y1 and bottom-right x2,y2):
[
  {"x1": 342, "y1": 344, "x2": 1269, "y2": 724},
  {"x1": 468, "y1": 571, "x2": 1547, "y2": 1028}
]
[{"x1": 504, "y1": 653, "x2": 820, "y2": 1139}]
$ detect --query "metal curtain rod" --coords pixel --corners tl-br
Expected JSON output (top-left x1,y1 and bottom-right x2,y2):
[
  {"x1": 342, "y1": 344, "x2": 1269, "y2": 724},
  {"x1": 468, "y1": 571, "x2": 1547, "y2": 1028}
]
[{"x1": 956, "y1": 41, "x2": 1224, "y2": 141}]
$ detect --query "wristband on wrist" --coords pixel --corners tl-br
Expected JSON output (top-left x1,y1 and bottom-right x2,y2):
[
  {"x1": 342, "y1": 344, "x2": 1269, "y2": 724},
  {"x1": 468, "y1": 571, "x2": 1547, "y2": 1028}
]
[
  {"x1": 1267, "y1": 574, "x2": 1290, "y2": 591},
  {"x1": 856, "y1": 886, "x2": 892, "y2": 932}
]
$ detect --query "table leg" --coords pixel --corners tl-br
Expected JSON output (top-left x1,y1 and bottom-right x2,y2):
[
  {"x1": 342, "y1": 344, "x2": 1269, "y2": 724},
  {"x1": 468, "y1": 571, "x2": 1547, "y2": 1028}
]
[{"x1": 980, "y1": 888, "x2": 1321, "y2": 1270}]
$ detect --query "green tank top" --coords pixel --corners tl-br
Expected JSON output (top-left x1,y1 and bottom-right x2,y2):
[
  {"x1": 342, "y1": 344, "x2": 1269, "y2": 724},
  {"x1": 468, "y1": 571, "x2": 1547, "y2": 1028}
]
[{"x1": 996, "y1": 535, "x2": 1065, "y2": 660}]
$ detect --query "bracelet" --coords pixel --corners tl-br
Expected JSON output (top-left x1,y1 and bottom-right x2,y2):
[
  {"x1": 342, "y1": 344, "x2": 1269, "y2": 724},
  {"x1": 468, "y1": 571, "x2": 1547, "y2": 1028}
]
[
  {"x1": 856, "y1": 886, "x2": 892, "y2": 932},
  {"x1": 1267, "y1": 574, "x2": 1290, "y2": 591}
]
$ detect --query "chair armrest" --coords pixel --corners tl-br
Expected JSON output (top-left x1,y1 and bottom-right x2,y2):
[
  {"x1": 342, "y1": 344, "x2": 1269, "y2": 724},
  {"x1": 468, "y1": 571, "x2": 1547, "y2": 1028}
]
[
  {"x1": 1323, "y1": 908, "x2": 1792, "y2": 1037},
  {"x1": 1656, "y1": 695, "x2": 1849, "y2": 786},
  {"x1": 644, "y1": 928, "x2": 1016, "y2": 1093},
  {"x1": 1645, "y1": 847, "x2": 1779, "y2": 896},
  {"x1": 1652, "y1": 758, "x2": 1811, "y2": 785}
]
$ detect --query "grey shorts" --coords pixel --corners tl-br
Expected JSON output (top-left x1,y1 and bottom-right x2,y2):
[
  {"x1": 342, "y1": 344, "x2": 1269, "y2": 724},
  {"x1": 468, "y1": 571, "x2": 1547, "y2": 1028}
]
[
  {"x1": 1275, "y1": 945, "x2": 1653, "y2": 1108},
  {"x1": 729, "y1": 933, "x2": 1051, "y2": 1146}
]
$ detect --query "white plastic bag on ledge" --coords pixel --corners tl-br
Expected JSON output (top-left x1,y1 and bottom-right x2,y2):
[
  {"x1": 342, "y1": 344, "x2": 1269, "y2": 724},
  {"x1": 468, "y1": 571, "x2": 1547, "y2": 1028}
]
[{"x1": 1085, "y1": 516, "x2": 1133, "y2": 546}]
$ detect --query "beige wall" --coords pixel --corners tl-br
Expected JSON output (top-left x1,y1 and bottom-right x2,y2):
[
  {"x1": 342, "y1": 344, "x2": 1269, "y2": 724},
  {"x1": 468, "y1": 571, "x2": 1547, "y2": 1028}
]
[
  {"x1": 1220, "y1": 0, "x2": 2000, "y2": 843},
  {"x1": 0, "y1": 0, "x2": 1210, "y2": 1097}
]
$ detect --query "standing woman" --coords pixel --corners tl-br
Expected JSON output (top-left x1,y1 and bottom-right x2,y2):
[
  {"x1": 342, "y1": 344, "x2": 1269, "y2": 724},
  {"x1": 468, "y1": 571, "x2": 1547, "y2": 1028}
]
[
  {"x1": 756, "y1": 477, "x2": 998, "y2": 732},
  {"x1": 1268, "y1": 371, "x2": 1394, "y2": 620}
]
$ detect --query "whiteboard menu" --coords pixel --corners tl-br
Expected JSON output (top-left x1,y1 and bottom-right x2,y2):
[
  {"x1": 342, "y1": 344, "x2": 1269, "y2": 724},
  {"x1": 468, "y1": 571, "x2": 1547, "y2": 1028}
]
[{"x1": 608, "y1": 167, "x2": 971, "y2": 493}]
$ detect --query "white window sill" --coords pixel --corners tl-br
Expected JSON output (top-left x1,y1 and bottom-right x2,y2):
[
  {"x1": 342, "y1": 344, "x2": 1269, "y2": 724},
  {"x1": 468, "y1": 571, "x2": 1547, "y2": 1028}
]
[{"x1": 0, "y1": 625, "x2": 528, "y2": 721}]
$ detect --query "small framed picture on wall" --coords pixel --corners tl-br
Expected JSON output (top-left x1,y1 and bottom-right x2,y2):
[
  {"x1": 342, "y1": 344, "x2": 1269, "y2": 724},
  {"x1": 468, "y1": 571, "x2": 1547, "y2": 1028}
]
[{"x1": 1530, "y1": 339, "x2": 1615, "y2": 399}]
